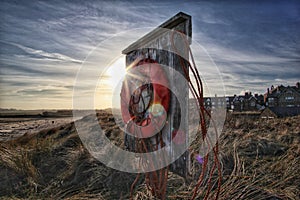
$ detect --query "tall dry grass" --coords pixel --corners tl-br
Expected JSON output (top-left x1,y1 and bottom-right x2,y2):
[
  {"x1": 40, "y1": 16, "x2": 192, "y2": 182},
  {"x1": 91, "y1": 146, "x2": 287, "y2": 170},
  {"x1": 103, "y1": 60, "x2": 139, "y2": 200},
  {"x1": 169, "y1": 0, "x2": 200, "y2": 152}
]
[{"x1": 0, "y1": 112, "x2": 299, "y2": 199}]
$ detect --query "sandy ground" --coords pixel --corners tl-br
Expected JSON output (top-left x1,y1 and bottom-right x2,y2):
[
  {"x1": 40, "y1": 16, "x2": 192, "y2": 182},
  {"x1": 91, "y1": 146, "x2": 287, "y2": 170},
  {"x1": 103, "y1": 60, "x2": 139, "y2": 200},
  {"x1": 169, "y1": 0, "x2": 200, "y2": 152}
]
[{"x1": 0, "y1": 117, "x2": 78, "y2": 141}]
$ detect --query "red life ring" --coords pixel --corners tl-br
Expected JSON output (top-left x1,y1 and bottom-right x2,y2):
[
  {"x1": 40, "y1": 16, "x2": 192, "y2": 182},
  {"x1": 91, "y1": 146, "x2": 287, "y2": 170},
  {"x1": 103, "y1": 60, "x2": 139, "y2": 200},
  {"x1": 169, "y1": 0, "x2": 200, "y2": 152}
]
[{"x1": 120, "y1": 59, "x2": 170, "y2": 138}]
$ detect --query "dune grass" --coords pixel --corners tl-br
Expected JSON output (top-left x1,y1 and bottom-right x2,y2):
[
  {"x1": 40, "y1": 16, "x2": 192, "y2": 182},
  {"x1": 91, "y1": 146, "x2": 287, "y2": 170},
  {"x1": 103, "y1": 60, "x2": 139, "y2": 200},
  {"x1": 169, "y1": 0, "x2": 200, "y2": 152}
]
[{"x1": 0, "y1": 112, "x2": 299, "y2": 199}]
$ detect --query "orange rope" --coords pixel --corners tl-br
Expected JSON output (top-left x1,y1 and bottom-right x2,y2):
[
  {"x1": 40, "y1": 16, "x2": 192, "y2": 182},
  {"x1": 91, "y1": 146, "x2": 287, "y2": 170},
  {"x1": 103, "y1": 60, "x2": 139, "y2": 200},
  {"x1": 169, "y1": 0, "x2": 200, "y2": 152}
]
[{"x1": 171, "y1": 31, "x2": 222, "y2": 200}]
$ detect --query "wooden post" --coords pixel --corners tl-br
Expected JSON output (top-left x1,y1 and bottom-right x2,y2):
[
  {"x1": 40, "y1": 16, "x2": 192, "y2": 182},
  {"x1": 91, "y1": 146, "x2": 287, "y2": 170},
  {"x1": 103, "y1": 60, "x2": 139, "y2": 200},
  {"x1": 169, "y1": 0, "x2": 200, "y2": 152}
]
[{"x1": 122, "y1": 12, "x2": 191, "y2": 178}]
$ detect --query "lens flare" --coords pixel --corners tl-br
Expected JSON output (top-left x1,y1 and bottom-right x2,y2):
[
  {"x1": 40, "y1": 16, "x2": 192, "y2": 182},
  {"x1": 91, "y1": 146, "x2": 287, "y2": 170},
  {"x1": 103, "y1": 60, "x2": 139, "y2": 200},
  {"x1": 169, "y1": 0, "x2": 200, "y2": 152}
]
[
  {"x1": 195, "y1": 154, "x2": 204, "y2": 164},
  {"x1": 149, "y1": 103, "x2": 165, "y2": 117}
]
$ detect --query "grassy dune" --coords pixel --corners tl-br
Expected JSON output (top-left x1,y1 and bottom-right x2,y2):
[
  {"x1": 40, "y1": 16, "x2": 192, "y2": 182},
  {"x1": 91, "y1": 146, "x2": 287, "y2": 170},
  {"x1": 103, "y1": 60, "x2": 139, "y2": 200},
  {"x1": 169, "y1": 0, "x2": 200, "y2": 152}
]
[{"x1": 0, "y1": 111, "x2": 299, "y2": 199}]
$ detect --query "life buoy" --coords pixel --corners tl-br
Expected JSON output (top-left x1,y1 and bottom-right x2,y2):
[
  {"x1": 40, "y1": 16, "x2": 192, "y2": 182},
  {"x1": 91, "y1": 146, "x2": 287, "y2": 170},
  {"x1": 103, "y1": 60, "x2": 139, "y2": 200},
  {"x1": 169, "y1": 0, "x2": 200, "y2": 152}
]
[{"x1": 120, "y1": 59, "x2": 170, "y2": 138}]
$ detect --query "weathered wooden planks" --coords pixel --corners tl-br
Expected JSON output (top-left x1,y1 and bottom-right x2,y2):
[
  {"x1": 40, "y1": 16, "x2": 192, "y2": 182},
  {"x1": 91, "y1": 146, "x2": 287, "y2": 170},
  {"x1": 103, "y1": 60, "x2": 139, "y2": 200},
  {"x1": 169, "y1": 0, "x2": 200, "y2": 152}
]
[{"x1": 122, "y1": 12, "x2": 192, "y2": 178}]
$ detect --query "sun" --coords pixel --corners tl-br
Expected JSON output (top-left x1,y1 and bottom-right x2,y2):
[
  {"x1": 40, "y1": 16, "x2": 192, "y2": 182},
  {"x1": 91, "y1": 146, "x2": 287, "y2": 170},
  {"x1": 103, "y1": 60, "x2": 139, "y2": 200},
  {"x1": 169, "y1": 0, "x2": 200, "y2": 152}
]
[
  {"x1": 106, "y1": 55, "x2": 127, "y2": 88},
  {"x1": 95, "y1": 55, "x2": 127, "y2": 109}
]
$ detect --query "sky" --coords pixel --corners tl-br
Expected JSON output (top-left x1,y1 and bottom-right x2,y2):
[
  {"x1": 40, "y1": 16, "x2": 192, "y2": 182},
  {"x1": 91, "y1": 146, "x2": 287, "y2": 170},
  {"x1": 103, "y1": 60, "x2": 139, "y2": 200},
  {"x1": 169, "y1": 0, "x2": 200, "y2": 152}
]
[{"x1": 0, "y1": 0, "x2": 299, "y2": 109}]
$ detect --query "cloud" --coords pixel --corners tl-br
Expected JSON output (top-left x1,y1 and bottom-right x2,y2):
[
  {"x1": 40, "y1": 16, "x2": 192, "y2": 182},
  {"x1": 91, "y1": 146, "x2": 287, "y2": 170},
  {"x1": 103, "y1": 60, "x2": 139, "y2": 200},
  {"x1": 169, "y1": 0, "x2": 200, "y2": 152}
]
[
  {"x1": 0, "y1": 0, "x2": 299, "y2": 109},
  {"x1": 1, "y1": 41, "x2": 82, "y2": 63},
  {"x1": 17, "y1": 88, "x2": 64, "y2": 96}
]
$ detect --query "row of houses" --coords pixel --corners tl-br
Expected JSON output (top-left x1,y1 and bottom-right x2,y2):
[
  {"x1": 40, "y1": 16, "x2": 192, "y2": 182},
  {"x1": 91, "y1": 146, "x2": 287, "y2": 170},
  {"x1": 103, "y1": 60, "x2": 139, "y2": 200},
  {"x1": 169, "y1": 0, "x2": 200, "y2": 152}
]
[
  {"x1": 226, "y1": 92, "x2": 265, "y2": 111},
  {"x1": 198, "y1": 93, "x2": 264, "y2": 112},
  {"x1": 190, "y1": 82, "x2": 300, "y2": 117}
]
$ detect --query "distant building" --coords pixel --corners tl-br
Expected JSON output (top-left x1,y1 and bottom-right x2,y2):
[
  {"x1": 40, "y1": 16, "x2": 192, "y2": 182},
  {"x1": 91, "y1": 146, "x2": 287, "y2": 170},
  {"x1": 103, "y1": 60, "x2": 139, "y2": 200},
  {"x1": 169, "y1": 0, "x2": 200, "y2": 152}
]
[
  {"x1": 264, "y1": 83, "x2": 300, "y2": 108},
  {"x1": 263, "y1": 82, "x2": 300, "y2": 117},
  {"x1": 255, "y1": 93, "x2": 265, "y2": 107},
  {"x1": 190, "y1": 97, "x2": 226, "y2": 110},
  {"x1": 189, "y1": 82, "x2": 300, "y2": 117},
  {"x1": 204, "y1": 97, "x2": 211, "y2": 109},
  {"x1": 229, "y1": 92, "x2": 264, "y2": 112},
  {"x1": 226, "y1": 96, "x2": 235, "y2": 110}
]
